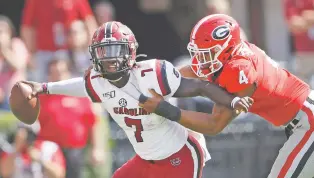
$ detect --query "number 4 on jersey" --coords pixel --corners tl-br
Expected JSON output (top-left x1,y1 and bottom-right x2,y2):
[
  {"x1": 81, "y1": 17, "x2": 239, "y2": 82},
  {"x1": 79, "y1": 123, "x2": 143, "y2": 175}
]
[{"x1": 239, "y1": 70, "x2": 249, "y2": 84}]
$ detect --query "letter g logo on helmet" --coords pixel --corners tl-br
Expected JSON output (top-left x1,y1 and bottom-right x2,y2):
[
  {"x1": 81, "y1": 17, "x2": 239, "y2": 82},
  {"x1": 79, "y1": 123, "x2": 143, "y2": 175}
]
[{"x1": 212, "y1": 25, "x2": 230, "y2": 40}]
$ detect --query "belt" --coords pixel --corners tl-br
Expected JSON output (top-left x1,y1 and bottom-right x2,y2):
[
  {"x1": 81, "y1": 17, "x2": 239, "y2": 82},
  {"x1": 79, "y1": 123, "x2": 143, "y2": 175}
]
[{"x1": 285, "y1": 96, "x2": 314, "y2": 138}]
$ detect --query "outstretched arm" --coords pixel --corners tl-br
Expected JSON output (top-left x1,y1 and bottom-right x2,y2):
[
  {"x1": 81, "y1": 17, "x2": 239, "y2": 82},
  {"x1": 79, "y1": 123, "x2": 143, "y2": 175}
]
[
  {"x1": 151, "y1": 60, "x2": 243, "y2": 109},
  {"x1": 174, "y1": 60, "x2": 257, "y2": 110},
  {"x1": 178, "y1": 104, "x2": 235, "y2": 135},
  {"x1": 173, "y1": 77, "x2": 235, "y2": 108},
  {"x1": 139, "y1": 89, "x2": 248, "y2": 135},
  {"x1": 22, "y1": 77, "x2": 88, "y2": 98},
  {"x1": 165, "y1": 77, "x2": 252, "y2": 134}
]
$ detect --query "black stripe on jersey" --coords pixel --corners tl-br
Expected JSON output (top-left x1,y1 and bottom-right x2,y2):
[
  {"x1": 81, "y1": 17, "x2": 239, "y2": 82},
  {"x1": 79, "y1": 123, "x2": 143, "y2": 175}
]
[
  {"x1": 106, "y1": 22, "x2": 112, "y2": 38},
  {"x1": 291, "y1": 140, "x2": 314, "y2": 178},
  {"x1": 161, "y1": 61, "x2": 171, "y2": 95},
  {"x1": 156, "y1": 60, "x2": 172, "y2": 96},
  {"x1": 187, "y1": 137, "x2": 202, "y2": 178}
]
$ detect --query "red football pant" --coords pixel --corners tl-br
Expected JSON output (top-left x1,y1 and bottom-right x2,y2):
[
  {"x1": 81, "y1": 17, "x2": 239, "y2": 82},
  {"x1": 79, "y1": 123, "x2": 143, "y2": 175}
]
[{"x1": 112, "y1": 136, "x2": 205, "y2": 178}]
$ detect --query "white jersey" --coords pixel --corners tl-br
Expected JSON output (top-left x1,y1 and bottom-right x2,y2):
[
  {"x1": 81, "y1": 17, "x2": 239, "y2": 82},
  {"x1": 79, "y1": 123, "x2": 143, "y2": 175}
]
[
  {"x1": 86, "y1": 59, "x2": 188, "y2": 160},
  {"x1": 47, "y1": 59, "x2": 210, "y2": 162}
]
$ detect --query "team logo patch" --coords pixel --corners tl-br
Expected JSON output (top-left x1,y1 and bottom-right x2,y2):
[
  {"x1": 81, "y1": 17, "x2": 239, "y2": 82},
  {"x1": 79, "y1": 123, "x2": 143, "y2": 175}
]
[
  {"x1": 212, "y1": 25, "x2": 230, "y2": 40},
  {"x1": 170, "y1": 158, "x2": 181, "y2": 166},
  {"x1": 119, "y1": 98, "x2": 127, "y2": 107}
]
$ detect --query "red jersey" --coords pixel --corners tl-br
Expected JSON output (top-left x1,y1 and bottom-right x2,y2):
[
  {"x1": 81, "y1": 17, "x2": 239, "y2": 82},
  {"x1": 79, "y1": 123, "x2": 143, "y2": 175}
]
[
  {"x1": 22, "y1": 0, "x2": 93, "y2": 50},
  {"x1": 37, "y1": 95, "x2": 96, "y2": 148},
  {"x1": 211, "y1": 42, "x2": 311, "y2": 126}
]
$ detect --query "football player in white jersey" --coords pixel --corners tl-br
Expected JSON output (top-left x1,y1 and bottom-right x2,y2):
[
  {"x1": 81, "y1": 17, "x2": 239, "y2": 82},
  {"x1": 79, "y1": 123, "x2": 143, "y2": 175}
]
[{"x1": 23, "y1": 21, "x2": 253, "y2": 178}]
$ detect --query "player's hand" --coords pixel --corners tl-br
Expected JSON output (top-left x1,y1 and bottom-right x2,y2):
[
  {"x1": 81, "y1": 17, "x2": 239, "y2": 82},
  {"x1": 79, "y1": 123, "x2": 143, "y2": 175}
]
[
  {"x1": 20, "y1": 81, "x2": 45, "y2": 99},
  {"x1": 302, "y1": 10, "x2": 314, "y2": 26},
  {"x1": 233, "y1": 96, "x2": 254, "y2": 114},
  {"x1": 138, "y1": 89, "x2": 164, "y2": 113},
  {"x1": 289, "y1": 15, "x2": 308, "y2": 34}
]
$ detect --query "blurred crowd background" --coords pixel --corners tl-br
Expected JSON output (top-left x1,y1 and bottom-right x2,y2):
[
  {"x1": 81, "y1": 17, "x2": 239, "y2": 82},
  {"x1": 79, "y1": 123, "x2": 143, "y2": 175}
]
[{"x1": 0, "y1": 0, "x2": 313, "y2": 178}]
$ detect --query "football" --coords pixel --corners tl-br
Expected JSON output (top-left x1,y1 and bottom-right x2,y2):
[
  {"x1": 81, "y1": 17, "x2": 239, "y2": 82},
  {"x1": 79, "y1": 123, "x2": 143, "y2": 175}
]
[{"x1": 9, "y1": 82, "x2": 40, "y2": 124}]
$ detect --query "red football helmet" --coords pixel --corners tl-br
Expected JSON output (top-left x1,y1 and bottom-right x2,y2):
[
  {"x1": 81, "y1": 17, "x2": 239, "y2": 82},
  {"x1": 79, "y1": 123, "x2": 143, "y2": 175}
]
[
  {"x1": 89, "y1": 21, "x2": 138, "y2": 80},
  {"x1": 187, "y1": 14, "x2": 241, "y2": 77}
]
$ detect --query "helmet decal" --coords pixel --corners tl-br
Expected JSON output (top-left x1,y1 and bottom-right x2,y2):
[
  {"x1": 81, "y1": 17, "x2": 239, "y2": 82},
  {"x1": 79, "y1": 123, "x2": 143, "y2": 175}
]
[
  {"x1": 212, "y1": 25, "x2": 230, "y2": 40},
  {"x1": 105, "y1": 22, "x2": 113, "y2": 39}
]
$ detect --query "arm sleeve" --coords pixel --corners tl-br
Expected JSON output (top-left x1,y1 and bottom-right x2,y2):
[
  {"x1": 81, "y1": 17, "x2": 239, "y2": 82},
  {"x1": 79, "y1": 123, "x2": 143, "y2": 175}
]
[
  {"x1": 47, "y1": 78, "x2": 88, "y2": 97},
  {"x1": 220, "y1": 59, "x2": 257, "y2": 93}
]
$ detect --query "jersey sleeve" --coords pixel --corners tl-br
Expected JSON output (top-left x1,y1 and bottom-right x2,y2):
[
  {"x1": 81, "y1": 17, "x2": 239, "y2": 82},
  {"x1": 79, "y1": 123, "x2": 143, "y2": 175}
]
[
  {"x1": 84, "y1": 69, "x2": 102, "y2": 103},
  {"x1": 155, "y1": 60, "x2": 182, "y2": 98},
  {"x1": 48, "y1": 77, "x2": 88, "y2": 97},
  {"x1": 219, "y1": 59, "x2": 257, "y2": 93}
]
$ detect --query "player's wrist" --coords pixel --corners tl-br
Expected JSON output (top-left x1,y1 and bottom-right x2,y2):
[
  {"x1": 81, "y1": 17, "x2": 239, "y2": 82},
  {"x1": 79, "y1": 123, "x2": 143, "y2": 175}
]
[
  {"x1": 139, "y1": 94, "x2": 149, "y2": 103},
  {"x1": 41, "y1": 83, "x2": 49, "y2": 94},
  {"x1": 231, "y1": 96, "x2": 240, "y2": 108},
  {"x1": 155, "y1": 101, "x2": 181, "y2": 122}
]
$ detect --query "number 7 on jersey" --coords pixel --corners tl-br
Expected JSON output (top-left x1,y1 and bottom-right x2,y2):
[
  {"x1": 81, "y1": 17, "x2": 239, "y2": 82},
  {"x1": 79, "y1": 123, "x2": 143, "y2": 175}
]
[{"x1": 124, "y1": 117, "x2": 144, "y2": 142}]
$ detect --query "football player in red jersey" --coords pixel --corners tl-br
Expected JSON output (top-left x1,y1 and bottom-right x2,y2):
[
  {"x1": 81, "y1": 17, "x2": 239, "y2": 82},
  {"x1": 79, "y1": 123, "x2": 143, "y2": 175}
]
[{"x1": 139, "y1": 14, "x2": 314, "y2": 178}]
